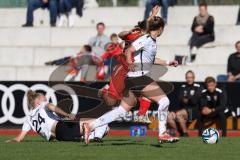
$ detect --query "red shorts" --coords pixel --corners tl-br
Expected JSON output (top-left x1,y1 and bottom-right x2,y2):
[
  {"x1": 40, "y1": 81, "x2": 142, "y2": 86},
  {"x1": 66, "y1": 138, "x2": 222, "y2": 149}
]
[{"x1": 106, "y1": 64, "x2": 128, "y2": 100}]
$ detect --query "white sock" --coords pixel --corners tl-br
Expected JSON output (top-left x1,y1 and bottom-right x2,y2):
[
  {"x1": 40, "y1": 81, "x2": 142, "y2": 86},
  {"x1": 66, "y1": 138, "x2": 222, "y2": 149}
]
[
  {"x1": 89, "y1": 124, "x2": 109, "y2": 139},
  {"x1": 68, "y1": 11, "x2": 75, "y2": 27},
  {"x1": 91, "y1": 105, "x2": 127, "y2": 130},
  {"x1": 157, "y1": 97, "x2": 170, "y2": 136}
]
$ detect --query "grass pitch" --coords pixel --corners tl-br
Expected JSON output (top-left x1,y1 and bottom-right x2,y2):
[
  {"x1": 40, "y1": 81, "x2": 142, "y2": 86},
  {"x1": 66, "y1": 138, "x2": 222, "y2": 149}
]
[{"x1": 0, "y1": 136, "x2": 239, "y2": 160}]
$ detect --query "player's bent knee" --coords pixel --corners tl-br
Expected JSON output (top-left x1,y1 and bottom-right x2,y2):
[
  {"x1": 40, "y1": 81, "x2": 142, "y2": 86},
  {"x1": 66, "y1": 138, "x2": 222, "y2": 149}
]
[{"x1": 157, "y1": 96, "x2": 170, "y2": 112}]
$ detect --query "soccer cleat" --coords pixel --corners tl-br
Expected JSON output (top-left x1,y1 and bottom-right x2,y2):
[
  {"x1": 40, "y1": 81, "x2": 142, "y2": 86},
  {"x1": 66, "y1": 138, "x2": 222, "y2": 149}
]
[
  {"x1": 158, "y1": 133, "x2": 179, "y2": 144},
  {"x1": 90, "y1": 137, "x2": 103, "y2": 143},
  {"x1": 134, "y1": 115, "x2": 151, "y2": 124},
  {"x1": 82, "y1": 123, "x2": 91, "y2": 145}
]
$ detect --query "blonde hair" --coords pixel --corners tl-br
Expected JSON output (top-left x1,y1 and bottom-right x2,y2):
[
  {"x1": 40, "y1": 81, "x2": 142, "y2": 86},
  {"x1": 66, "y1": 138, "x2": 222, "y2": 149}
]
[{"x1": 27, "y1": 90, "x2": 41, "y2": 109}]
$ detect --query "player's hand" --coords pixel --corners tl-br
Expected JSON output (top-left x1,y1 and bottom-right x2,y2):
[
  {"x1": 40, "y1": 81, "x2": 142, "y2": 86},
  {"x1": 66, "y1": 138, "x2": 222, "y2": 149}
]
[
  {"x1": 228, "y1": 75, "x2": 236, "y2": 82},
  {"x1": 195, "y1": 25, "x2": 204, "y2": 33},
  {"x1": 151, "y1": 5, "x2": 160, "y2": 17},
  {"x1": 67, "y1": 114, "x2": 76, "y2": 120},
  {"x1": 201, "y1": 107, "x2": 212, "y2": 115},
  {"x1": 183, "y1": 98, "x2": 188, "y2": 104},
  {"x1": 169, "y1": 60, "x2": 179, "y2": 67},
  {"x1": 128, "y1": 63, "x2": 135, "y2": 72},
  {"x1": 6, "y1": 139, "x2": 19, "y2": 143}
]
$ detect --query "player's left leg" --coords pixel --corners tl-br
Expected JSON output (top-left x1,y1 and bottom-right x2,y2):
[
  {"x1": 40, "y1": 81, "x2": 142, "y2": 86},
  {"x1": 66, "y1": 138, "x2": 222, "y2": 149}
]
[{"x1": 135, "y1": 97, "x2": 152, "y2": 123}]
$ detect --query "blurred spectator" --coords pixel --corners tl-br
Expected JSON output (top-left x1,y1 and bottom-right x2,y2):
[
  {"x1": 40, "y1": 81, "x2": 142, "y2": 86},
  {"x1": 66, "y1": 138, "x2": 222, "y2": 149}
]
[
  {"x1": 189, "y1": 2, "x2": 215, "y2": 63},
  {"x1": 237, "y1": 6, "x2": 240, "y2": 25},
  {"x1": 101, "y1": 33, "x2": 123, "y2": 61},
  {"x1": 227, "y1": 41, "x2": 240, "y2": 82},
  {"x1": 57, "y1": 0, "x2": 84, "y2": 27},
  {"x1": 69, "y1": 45, "x2": 98, "y2": 82},
  {"x1": 167, "y1": 70, "x2": 202, "y2": 137},
  {"x1": 101, "y1": 33, "x2": 124, "y2": 74},
  {"x1": 88, "y1": 22, "x2": 111, "y2": 57},
  {"x1": 192, "y1": 0, "x2": 198, "y2": 6},
  {"x1": 57, "y1": 0, "x2": 74, "y2": 27},
  {"x1": 45, "y1": 45, "x2": 102, "y2": 82},
  {"x1": 22, "y1": 0, "x2": 57, "y2": 27},
  {"x1": 198, "y1": 77, "x2": 227, "y2": 137},
  {"x1": 144, "y1": 0, "x2": 169, "y2": 24}
]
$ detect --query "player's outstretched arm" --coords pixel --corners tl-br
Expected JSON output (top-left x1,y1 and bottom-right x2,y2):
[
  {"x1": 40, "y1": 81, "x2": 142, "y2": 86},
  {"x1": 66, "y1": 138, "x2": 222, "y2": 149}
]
[
  {"x1": 148, "y1": 5, "x2": 160, "y2": 21},
  {"x1": 6, "y1": 130, "x2": 28, "y2": 143},
  {"x1": 47, "y1": 103, "x2": 76, "y2": 120},
  {"x1": 154, "y1": 57, "x2": 179, "y2": 67},
  {"x1": 118, "y1": 31, "x2": 131, "y2": 40}
]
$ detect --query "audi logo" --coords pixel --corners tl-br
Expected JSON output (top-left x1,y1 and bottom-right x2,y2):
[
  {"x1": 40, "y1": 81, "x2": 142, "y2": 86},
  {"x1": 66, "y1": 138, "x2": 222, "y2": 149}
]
[{"x1": 0, "y1": 84, "x2": 79, "y2": 124}]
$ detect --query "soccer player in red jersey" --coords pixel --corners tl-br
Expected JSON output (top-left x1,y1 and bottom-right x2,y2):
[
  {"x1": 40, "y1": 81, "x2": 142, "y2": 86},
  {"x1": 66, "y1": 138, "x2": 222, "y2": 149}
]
[{"x1": 99, "y1": 6, "x2": 161, "y2": 123}]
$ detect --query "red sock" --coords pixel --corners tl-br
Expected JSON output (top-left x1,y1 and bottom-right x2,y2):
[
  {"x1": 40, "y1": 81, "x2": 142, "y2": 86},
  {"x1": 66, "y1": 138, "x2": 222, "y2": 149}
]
[{"x1": 138, "y1": 98, "x2": 151, "y2": 116}]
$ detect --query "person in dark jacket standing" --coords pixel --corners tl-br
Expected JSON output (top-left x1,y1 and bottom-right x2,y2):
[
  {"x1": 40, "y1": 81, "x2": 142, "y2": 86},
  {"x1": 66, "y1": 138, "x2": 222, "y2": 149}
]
[
  {"x1": 227, "y1": 41, "x2": 240, "y2": 82},
  {"x1": 198, "y1": 77, "x2": 227, "y2": 137},
  {"x1": 188, "y1": 2, "x2": 215, "y2": 63}
]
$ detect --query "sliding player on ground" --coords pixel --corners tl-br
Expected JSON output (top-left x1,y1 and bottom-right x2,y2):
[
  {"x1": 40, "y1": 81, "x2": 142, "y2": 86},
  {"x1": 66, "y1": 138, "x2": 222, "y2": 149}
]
[{"x1": 6, "y1": 90, "x2": 108, "y2": 143}]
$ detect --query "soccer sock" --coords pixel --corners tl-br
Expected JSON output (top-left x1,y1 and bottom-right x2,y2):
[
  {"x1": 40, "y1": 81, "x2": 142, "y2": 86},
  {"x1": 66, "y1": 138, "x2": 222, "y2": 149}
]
[
  {"x1": 89, "y1": 124, "x2": 109, "y2": 139},
  {"x1": 138, "y1": 98, "x2": 151, "y2": 116},
  {"x1": 91, "y1": 105, "x2": 127, "y2": 130},
  {"x1": 157, "y1": 97, "x2": 170, "y2": 136}
]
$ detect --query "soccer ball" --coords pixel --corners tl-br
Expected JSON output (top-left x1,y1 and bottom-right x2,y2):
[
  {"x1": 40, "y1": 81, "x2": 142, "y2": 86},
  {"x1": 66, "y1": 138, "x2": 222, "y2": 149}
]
[{"x1": 202, "y1": 128, "x2": 219, "y2": 144}]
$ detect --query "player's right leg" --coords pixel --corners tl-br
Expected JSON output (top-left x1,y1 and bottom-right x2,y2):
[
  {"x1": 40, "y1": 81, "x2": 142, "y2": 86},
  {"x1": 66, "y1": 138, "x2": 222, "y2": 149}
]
[{"x1": 141, "y1": 81, "x2": 179, "y2": 143}]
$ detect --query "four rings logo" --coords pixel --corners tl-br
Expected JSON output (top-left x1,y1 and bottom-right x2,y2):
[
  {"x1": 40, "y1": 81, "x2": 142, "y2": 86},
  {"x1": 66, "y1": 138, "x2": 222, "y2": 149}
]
[{"x1": 0, "y1": 84, "x2": 79, "y2": 124}]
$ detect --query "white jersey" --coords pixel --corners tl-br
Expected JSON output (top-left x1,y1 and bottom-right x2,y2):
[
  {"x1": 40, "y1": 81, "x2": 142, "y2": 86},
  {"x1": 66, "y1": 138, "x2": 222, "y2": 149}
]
[
  {"x1": 128, "y1": 34, "x2": 157, "y2": 77},
  {"x1": 22, "y1": 102, "x2": 60, "y2": 141}
]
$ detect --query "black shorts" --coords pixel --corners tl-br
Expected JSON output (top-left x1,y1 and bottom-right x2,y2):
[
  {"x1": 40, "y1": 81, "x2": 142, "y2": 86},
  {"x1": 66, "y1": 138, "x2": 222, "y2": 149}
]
[
  {"x1": 124, "y1": 75, "x2": 154, "y2": 97},
  {"x1": 55, "y1": 121, "x2": 81, "y2": 141}
]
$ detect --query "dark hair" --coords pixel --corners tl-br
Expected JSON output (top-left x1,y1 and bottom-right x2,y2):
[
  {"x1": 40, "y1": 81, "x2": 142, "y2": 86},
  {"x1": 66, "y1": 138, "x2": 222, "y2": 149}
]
[
  {"x1": 96, "y1": 22, "x2": 105, "y2": 28},
  {"x1": 235, "y1": 41, "x2": 240, "y2": 48},
  {"x1": 136, "y1": 20, "x2": 148, "y2": 31},
  {"x1": 110, "y1": 33, "x2": 118, "y2": 40},
  {"x1": 148, "y1": 16, "x2": 165, "y2": 32},
  {"x1": 199, "y1": 2, "x2": 208, "y2": 8},
  {"x1": 83, "y1": 45, "x2": 92, "y2": 52},
  {"x1": 185, "y1": 70, "x2": 195, "y2": 77},
  {"x1": 205, "y1": 76, "x2": 216, "y2": 84}
]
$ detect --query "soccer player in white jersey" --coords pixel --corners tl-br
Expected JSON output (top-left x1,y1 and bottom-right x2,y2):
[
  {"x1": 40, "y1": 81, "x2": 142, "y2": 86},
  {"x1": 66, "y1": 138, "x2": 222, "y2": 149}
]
[
  {"x1": 6, "y1": 90, "x2": 108, "y2": 143},
  {"x1": 83, "y1": 16, "x2": 179, "y2": 144}
]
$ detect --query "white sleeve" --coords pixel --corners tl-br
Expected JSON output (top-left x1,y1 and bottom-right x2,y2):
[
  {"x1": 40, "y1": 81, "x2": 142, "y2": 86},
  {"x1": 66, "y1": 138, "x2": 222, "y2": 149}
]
[
  {"x1": 132, "y1": 36, "x2": 147, "y2": 51},
  {"x1": 22, "y1": 120, "x2": 31, "y2": 132}
]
